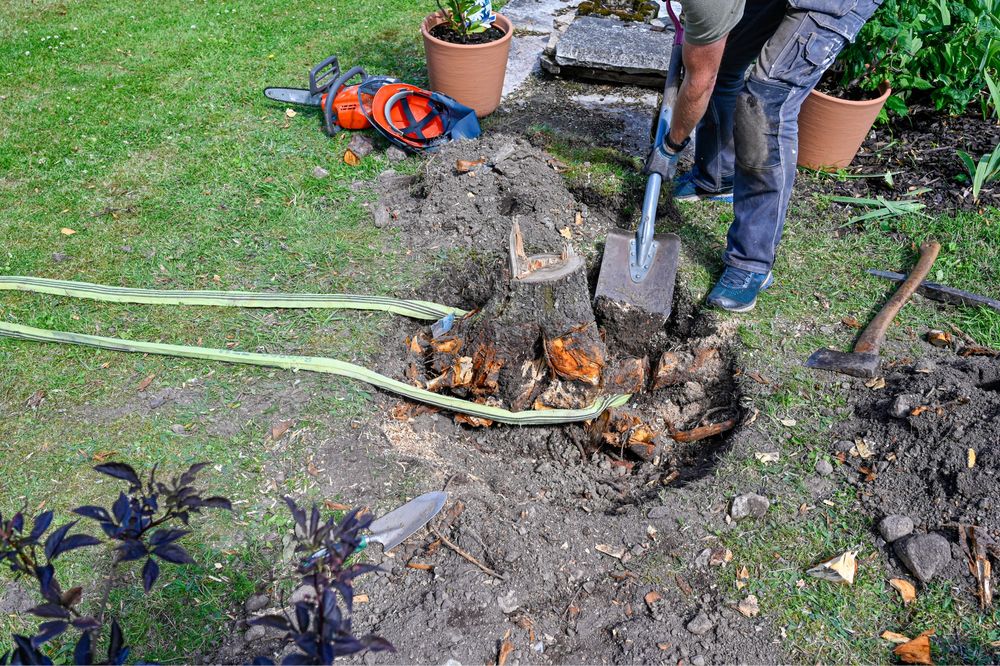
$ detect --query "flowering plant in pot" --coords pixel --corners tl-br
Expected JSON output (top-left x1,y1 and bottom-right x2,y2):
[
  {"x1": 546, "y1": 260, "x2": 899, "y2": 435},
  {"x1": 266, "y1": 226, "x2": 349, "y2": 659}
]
[{"x1": 421, "y1": 0, "x2": 513, "y2": 117}]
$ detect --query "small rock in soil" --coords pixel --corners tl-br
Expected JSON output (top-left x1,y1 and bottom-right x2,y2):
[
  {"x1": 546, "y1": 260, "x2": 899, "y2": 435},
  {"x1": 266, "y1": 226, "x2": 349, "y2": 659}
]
[
  {"x1": 889, "y1": 393, "x2": 921, "y2": 419},
  {"x1": 289, "y1": 584, "x2": 316, "y2": 604},
  {"x1": 729, "y1": 493, "x2": 770, "y2": 521},
  {"x1": 686, "y1": 611, "x2": 714, "y2": 636},
  {"x1": 692, "y1": 656, "x2": 706, "y2": 666},
  {"x1": 878, "y1": 515, "x2": 914, "y2": 543},
  {"x1": 169, "y1": 424, "x2": 186, "y2": 434},
  {"x1": 148, "y1": 395, "x2": 167, "y2": 410},
  {"x1": 913, "y1": 358, "x2": 935, "y2": 374},
  {"x1": 372, "y1": 206, "x2": 391, "y2": 228},
  {"x1": 833, "y1": 440, "x2": 854, "y2": 453},
  {"x1": 244, "y1": 625, "x2": 266, "y2": 642},
  {"x1": 348, "y1": 134, "x2": 375, "y2": 158},
  {"x1": 497, "y1": 590, "x2": 519, "y2": 614},
  {"x1": 245, "y1": 594, "x2": 270, "y2": 613},
  {"x1": 386, "y1": 146, "x2": 407, "y2": 162},
  {"x1": 815, "y1": 458, "x2": 834, "y2": 476},
  {"x1": 312, "y1": 166, "x2": 330, "y2": 179},
  {"x1": 894, "y1": 533, "x2": 951, "y2": 583}
]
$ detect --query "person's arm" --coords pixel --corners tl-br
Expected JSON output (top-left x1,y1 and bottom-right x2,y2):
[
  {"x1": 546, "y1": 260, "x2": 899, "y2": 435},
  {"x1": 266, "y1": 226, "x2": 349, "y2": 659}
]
[{"x1": 667, "y1": 36, "x2": 728, "y2": 146}]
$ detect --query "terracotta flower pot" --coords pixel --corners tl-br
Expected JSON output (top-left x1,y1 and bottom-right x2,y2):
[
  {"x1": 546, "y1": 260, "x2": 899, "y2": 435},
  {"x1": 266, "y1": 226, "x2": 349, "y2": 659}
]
[
  {"x1": 797, "y1": 82, "x2": 891, "y2": 170},
  {"x1": 421, "y1": 12, "x2": 513, "y2": 118}
]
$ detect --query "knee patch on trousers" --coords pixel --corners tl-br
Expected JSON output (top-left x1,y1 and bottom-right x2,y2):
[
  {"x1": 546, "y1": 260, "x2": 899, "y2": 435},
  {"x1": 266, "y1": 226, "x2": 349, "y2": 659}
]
[{"x1": 735, "y1": 83, "x2": 784, "y2": 170}]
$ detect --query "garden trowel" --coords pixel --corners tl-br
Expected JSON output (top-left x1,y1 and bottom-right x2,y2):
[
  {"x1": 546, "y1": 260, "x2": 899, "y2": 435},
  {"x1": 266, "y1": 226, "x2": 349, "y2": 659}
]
[
  {"x1": 304, "y1": 491, "x2": 448, "y2": 566},
  {"x1": 593, "y1": 4, "x2": 683, "y2": 321}
]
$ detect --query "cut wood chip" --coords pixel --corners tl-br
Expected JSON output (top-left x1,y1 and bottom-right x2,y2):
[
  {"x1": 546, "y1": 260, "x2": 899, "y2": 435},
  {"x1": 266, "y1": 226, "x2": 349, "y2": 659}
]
[
  {"x1": 284, "y1": 108, "x2": 297, "y2": 118},
  {"x1": 736, "y1": 594, "x2": 759, "y2": 617},
  {"x1": 136, "y1": 374, "x2": 155, "y2": 392},
  {"x1": 60, "y1": 227, "x2": 77, "y2": 236},
  {"x1": 926, "y1": 329, "x2": 952, "y2": 347},
  {"x1": 754, "y1": 451, "x2": 780, "y2": 464},
  {"x1": 596, "y1": 544, "x2": 625, "y2": 560},
  {"x1": 575, "y1": 211, "x2": 583, "y2": 225},
  {"x1": 343, "y1": 149, "x2": 361, "y2": 166},
  {"x1": 842, "y1": 315, "x2": 862, "y2": 329},
  {"x1": 889, "y1": 578, "x2": 916, "y2": 605},
  {"x1": 497, "y1": 639, "x2": 514, "y2": 666},
  {"x1": 779, "y1": 417, "x2": 797, "y2": 427},
  {"x1": 968, "y1": 448, "x2": 976, "y2": 469},
  {"x1": 543, "y1": 323, "x2": 605, "y2": 385},
  {"x1": 893, "y1": 630, "x2": 934, "y2": 665},
  {"x1": 881, "y1": 631, "x2": 911, "y2": 644},
  {"x1": 455, "y1": 159, "x2": 484, "y2": 173},
  {"x1": 806, "y1": 550, "x2": 857, "y2": 585}
]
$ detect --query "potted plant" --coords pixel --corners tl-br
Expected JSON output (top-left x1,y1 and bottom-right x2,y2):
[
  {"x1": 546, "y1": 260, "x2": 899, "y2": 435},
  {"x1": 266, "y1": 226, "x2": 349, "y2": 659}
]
[
  {"x1": 421, "y1": 0, "x2": 513, "y2": 118},
  {"x1": 797, "y1": 77, "x2": 892, "y2": 170}
]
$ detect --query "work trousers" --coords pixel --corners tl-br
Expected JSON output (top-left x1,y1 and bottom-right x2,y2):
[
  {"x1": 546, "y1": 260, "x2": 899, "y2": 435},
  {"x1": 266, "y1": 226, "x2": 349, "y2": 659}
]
[{"x1": 689, "y1": 0, "x2": 883, "y2": 274}]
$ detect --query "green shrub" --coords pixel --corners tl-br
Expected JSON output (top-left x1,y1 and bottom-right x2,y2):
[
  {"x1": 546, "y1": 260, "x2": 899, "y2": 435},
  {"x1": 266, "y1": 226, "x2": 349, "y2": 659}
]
[{"x1": 835, "y1": 0, "x2": 1000, "y2": 116}]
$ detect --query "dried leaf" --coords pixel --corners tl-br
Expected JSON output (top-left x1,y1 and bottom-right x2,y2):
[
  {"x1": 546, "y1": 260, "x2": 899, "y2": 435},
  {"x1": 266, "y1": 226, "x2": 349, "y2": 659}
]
[
  {"x1": 709, "y1": 547, "x2": 733, "y2": 566},
  {"x1": 559, "y1": 227, "x2": 572, "y2": 239},
  {"x1": 865, "y1": 376, "x2": 886, "y2": 390},
  {"x1": 455, "y1": 159, "x2": 484, "y2": 173},
  {"x1": 889, "y1": 578, "x2": 917, "y2": 605},
  {"x1": 271, "y1": 420, "x2": 293, "y2": 440},
  {"x1": 284, "y1": 108, "x2": 297, "y2": 118},
  {"x1": 323, "y1": 500, "x2": 350, "y2": 510},
  {"x1": 454, "y1": 413, "x2": 493, "y2": 428},
  {"x1": 737, "y1": 594, "x2": 759, "y2": 617},
  {"x1": 60, "y1": 227, "x2": 76, "y2": 236},
  {"x1": 596, "y1": 544, "x2": 625, "y2": 560},
  {"x1": 926, "y1": 330, "x2": 952, "y2": 347},
  {"x1": 306, "y1": 461, "x2": 320, "y2": 477},
  {"x1": 136, "y1": 374, "x2": 155, "y2": 392},
  {"x1": 575, "y1": 211, "x2": 583, "y2": 225},
  {"x1": 806, "y1": 550, "x2": 857, "y2": 585},
  {"x1": 882, "y1": 631, "x2": 911, "y2": 644},
  {"x1": 968, "y1": 448, "x2": 976, "y2": 469},
  {"x1": 343, "y1": 149, "x2": 361, "y2": 166},
  {"x1": 893, "y1": 630, "x2": 934, "y2": 665},
  {"x1": 497, "y1": 639, "x2": 514, "y2": 666},
  {"x1": 25, "y1": 389, "x2": 46, "y2": 408},
  {"x1": 842, "y1": 315, "x2": 862, "y2": 329},
  {"x1": 406, "y1": 562, "x2": 433, "y2": 571},
  {"x1": 754, "y1": 451, "x2": 780, "y2": 464},
  {"x1": 736, "y1": 565, "x2": 750, "y2": 589},
  {"x1": 851, "y1": 438, "x2": 875, "y2": 459},
  {"x1": 746, "y1": 370, "x2": 770, "y2": 385},
  {"x1": 779, "y1": 417, "x2": 797, "y2": 427}
]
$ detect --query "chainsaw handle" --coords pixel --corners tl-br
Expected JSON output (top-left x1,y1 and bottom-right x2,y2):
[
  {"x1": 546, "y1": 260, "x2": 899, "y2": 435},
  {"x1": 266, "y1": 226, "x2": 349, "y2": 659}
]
[
  {"x1": 322, "y1": 66, "x2": 366, "y2": 136},
  {"x1": 309, "y1": 55, "x2": 341, "y2": 95}
]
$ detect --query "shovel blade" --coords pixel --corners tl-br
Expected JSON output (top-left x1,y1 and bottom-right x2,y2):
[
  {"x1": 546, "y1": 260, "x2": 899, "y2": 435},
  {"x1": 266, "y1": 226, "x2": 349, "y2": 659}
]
[
  {"x1": 594, "y1": 229, "x2": 680, "y2": 320},
  {"x1": 804, "y1": 349, "x2": 880, "y2": 378}
]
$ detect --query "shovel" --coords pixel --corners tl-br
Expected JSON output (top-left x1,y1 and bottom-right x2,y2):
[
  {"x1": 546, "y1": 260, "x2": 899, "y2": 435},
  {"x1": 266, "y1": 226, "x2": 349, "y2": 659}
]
[
  {"x1": 304, "y1": 491, "x2": 448, "y2": 566},
  {"x1": 593, "y1": 5, "x2": 684, "y2": 319}
]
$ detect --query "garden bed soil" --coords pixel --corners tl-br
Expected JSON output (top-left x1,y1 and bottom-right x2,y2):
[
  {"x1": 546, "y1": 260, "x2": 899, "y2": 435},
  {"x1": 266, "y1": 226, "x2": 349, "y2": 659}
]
[
  {"x1": 429, "y1": 23, "x2": 507, "y2": 45},
  {"x1": 814, "y1": 106, "x2": 1000, "y2": 214}
]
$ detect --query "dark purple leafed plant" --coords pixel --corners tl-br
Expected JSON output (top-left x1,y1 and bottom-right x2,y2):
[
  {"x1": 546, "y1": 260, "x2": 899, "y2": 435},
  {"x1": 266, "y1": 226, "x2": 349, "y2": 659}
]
[
  {"x1": 0, "y1": 462, "x2": 231, "y2": 665},
  {"x1": 249, "y1": 498, "x2": 393, "y2": 665}
]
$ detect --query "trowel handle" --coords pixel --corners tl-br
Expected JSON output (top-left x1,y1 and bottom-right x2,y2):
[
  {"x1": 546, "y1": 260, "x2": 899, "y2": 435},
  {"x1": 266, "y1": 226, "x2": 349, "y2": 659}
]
[{"x1": 854, "y1": 241, "x2": 941, "y2": 355}]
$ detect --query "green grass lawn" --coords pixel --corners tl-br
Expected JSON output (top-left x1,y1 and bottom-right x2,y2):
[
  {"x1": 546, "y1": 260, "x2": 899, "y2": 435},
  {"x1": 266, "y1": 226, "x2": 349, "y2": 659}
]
[{"x1": 2, "y1": 0, "x2": 999, "y2": 663}]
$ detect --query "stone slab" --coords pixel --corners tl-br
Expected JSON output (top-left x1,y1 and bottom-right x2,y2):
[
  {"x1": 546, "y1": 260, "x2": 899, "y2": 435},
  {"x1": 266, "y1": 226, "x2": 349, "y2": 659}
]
[
  {"x1": 502, "y1": 0, "x2": 582, "y2": 34},
  {"x1": 553, "y1": 16, "x2": 674, "y2": 78},
  {"x1": 503, "y1": 34, "x2": 549, "y2": 96}
]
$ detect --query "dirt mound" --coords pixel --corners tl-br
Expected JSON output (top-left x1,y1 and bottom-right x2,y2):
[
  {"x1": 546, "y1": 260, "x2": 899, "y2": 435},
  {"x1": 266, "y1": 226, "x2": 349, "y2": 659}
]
[
  {"x1": 375, "y1": 134, "x2": 614, "y2": 262},
  {"x1": 835, "y1": 355, "x2": 1000, "y2": 534}
]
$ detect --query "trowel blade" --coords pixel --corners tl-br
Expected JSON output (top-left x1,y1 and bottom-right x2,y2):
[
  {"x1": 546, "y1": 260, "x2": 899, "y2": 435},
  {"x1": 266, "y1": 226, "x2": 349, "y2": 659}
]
[
  {"x1": 594, "y1": 229, "x2": 680, "y2": 320},
  {"x1": 368, "y1": 491, "x2": 448, "y2": 552}
]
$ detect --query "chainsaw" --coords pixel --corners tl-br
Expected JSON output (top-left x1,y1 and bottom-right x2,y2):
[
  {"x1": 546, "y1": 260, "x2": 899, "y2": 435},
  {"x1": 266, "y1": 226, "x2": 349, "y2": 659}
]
[{"x1": 264, "y1": 55, "x2": 398, "y2": 135}]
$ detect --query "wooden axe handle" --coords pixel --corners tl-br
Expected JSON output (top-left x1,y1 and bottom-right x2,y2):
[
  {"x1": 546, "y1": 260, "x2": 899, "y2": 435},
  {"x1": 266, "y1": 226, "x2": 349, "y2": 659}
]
[{"x1": 855, "y1": 241, "x2": 941, "y2": 355}]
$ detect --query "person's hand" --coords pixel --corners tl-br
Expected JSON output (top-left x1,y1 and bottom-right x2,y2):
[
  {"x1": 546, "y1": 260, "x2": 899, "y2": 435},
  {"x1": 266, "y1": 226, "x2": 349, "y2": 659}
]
[{"x1": 643, "y1": 144, "x2": 679, "y2": 181}]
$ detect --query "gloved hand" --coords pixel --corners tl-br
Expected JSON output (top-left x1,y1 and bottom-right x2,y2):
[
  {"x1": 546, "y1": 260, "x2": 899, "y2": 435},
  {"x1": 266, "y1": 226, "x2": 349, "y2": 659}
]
[{"x1": 643, "y1": 143, "x2": 680, "y2": 181}]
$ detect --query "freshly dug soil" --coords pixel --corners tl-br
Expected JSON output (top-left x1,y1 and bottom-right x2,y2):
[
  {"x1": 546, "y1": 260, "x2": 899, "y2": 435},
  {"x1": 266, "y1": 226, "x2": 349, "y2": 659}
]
[
  {"x1": 429, "y1": 23, "x2": 506, "y2": 45},
  {"x1": 811, "y1": 106, "x2": 1000, "y2": 214},
  {"x1": 834, "y1": 352, "x2": 1000, "y2": 535}
]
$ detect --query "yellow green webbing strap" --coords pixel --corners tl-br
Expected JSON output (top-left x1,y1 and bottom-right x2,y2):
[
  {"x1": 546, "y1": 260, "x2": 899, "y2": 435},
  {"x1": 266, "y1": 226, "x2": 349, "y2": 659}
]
[{"x1": 0, "y1": 277, "x2": 631, "y2": 425}]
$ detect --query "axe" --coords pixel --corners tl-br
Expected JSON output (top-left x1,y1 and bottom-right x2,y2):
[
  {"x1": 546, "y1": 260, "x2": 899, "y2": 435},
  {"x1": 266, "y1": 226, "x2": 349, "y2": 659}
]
[{"x1": 805, "y1": 241, "x2": 941, "y2": 378}]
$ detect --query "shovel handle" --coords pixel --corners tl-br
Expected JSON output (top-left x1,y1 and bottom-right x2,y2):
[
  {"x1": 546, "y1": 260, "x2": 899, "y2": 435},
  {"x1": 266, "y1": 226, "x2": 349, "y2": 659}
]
[{"x1": 855, "y1": 241, "x2": 941, "y2": 355}]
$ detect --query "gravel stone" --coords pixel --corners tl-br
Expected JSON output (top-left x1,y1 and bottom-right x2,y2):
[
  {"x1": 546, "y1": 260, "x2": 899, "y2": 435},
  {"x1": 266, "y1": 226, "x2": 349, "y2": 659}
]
[
  {"x1": 245, "y1": 594, "x2": 270, "y2": 613},
  {"x1": 894, "y1": 533, "x2": 951, "y2": 583},
  {"x1": 878, "y1": 515, "x2": 914, "y2": 543},
  {"x1": 685, "y1": 611, "x2": 714, "y2": 636},
  {"x1": 497, "y1": 590, "x2": 519, "y2": 614},
  {"x1": 729, "y1": 493, "x2": 770, "y2": 521},
  {"x1": 386, "y1": 146, "x2": 407, "y2": 162},
  {"x1": 244, "y1": 625, "x2": 266, "y2": 642},
  {"x1": 815, "y1": 458, "x2": 834, "y2": 476},
  {"x1": 312, "y1": 166, "x2": 330, "y2": 179},
  {"x1": 348, "y1": 134, "x2": 375, "y2": 157}
]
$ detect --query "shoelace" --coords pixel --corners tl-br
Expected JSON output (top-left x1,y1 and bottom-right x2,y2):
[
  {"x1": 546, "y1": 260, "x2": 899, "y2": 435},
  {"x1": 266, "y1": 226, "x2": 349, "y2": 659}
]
[{"x1": 720, "y1": 267, "x2": 754, "y2": 289}]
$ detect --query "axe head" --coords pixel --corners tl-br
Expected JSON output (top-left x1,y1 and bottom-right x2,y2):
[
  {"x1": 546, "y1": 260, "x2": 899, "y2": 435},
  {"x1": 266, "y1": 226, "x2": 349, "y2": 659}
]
[{"x1": 804, "y1": 349, "x2": 881, "y2": 378}]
